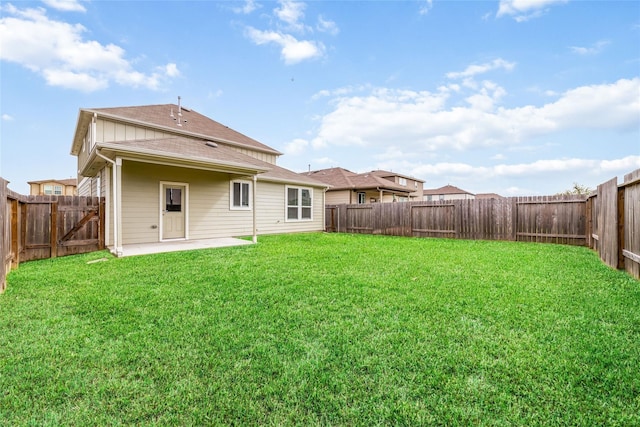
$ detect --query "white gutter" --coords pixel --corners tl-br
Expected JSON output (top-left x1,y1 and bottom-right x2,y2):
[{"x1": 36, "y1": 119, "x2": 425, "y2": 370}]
[{"x1": 96, "y1": 150, "x2": 119, "y2": 256}]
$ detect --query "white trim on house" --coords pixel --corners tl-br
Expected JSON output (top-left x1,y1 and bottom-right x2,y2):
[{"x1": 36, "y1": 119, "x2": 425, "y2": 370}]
[
  {"x1": 285, "y1": 185, "x2": 313, "y2": 222},
  {"x1": 229, "y1": 179, "x2": 252, "y2": 211}
]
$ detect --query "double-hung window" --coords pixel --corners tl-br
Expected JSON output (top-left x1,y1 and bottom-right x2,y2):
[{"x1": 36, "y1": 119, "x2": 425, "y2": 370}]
[
  {"x1": 230, "y1": 180, "x2": 251, "y2": 210},
  {"x1": 286, "y1": 187, "x2": 312, "y2": 221}
]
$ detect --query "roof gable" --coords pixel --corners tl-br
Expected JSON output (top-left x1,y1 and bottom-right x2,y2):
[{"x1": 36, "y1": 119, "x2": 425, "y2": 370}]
[
  {"x1": 73, "y1": 104, "x2": 281, "y2": 156},
  {"x1": 423, "y1": 185, "x2": 473, "y2": 196}
]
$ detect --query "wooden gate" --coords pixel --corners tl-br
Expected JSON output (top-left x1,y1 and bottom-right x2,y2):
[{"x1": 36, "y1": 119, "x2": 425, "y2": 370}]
[{"x1": 7, "y1": 195, "x2": 105, "y2": 265}]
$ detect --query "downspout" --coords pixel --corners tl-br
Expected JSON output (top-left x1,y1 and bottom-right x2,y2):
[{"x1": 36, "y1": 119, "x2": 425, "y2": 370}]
[
  {"x1": 96, "y1": 150, "x2": 119, "y2": 256},
  {"x1": 252, "y1": 175, "x2": 257, "y2": 243}
]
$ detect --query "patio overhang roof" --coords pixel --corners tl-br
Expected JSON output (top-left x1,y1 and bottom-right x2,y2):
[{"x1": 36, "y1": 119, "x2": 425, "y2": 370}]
[{"x1": 80, "y1": 142, "x2": 270, "y2": 177}]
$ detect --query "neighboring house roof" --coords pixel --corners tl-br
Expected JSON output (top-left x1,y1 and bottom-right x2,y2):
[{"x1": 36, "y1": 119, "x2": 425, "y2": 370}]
[
  {"x1": 423, "y1": 185, "x2": 474, "y2": 196},
  {"x1": 305, "y1": 167, "x2": 413, "y2": 193},
  {"x1": 28, "y1": 178, "x2": 77, "y2": 186}
]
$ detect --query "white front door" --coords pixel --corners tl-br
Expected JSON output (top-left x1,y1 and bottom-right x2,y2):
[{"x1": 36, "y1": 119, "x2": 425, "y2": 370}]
[{"x1": 162, "y1": 184, "x2": 185, "y2": 239}]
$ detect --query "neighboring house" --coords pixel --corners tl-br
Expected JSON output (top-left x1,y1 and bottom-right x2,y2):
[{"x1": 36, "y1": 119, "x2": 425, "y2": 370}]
[
  {"x1": 28, "y1": 178, "x2": 77, "y2": 196},
  {"x1": 306, "y1": 167, "x2": 424, "y2": 204},
  {"x1": 70, "y1": 102, "x2": 328, "y2": 256},
  {"x1": 423, "y1": 185, "x2": 475, "y2": 201}
]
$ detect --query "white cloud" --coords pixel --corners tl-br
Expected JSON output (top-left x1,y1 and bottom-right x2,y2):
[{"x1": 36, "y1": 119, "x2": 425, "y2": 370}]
[
  {"x1": 275, "y1": 0, "x2": 307, "y2": 32},
  {"x1": 163, "y1": 63, "x2": 180, "y2": 78},
  {"x1": 419, "y1": 0, "x2": 433, "y2": 15},
  {"x1": 317, "y1": 15, "x2": 339, "y2": 35},
  {"x1": 313, "y1": 157, "x2": 335, "y2": 165},
  {"x1": 446, "y1": 58, "x2": 515, "y2": 79},
  {"x1": 232, "y1": 0, "x2": 260, "y2": 14},
  {"x1": 0, "y1": 5, "x2": 179, "y2": 92},
  {"x1": 2, "y1": 114, "x2": 14, "y2": 121},
  {"x1": 601, "y1": 155, "x2": 640, "y2": 172},
  {"x1": 570, "y1": 40, "x2": 610, "y2": 55},
  {"x1": 245, "y1": 27, "x2": 324, "y2": 64},
  {"x1": 497, "y1": 0, "x2": 568, "y2": 21},
  {"x1": 406, "y1": 156, "x2": 640, "y2": 182},
  {"x1": 284, "y1": 138, "x2": 309, "y2": 155},
  {"x1": 307, "y1": 78, "x2": 639, "y2": 153},
  {"x1": 42, "y1": 0, "x2": 86, "y2": 12},
  {"x1": 243, "y1": 1, "x2": 335, "y2": 64}
]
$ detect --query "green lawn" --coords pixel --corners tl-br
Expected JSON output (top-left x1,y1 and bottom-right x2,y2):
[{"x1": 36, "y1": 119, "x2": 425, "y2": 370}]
[{"x1": 1, "y1": 233, "x2": 638, "y2": 426}]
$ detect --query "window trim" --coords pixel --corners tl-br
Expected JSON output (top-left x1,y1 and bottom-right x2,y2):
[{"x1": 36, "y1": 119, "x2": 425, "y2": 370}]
[
  {"x1": 285, "y1": 186, "x2": 313, "y2": 222},
  {"x1": 357, "y1": 192, "x2": 366, "y2": 204},
  {"x1": 230, "y1": 179, "x2": 252, "y2": 210}
]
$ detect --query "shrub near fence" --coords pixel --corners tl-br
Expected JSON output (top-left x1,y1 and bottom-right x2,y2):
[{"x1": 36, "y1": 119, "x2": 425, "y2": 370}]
[{"x1": 1, "y1": 177, "x2": 105, "y2": 292}]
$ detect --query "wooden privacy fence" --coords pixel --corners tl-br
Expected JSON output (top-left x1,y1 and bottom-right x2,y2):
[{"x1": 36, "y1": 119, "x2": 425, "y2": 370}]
[
  {"x1": 588, "y1": 169, "x2": 640, "y2": 279},
  {"x1": 1, "y1": 177, "x2": 105, "y2": 292},
  {"x1": 327, "y1": 195, "x2": 587, "y2": 245},
  {"x1": 326, "y1": 168, "x2": 640, "y2": 280}
]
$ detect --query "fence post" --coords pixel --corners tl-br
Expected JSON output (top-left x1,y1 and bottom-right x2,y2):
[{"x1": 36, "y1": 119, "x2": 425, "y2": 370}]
[
  {"x1": 50, "y1": 201, "x2": 58, "y2": 258},
  {"x1": 617, "y1": 186, "x2": 625, "y2": 270},
  {"x1": 11, "y1": 199, "x2": 20, "y2": 268},
  {"x1": 0, "y1": 178, "x2": 6, "y2": 292}
]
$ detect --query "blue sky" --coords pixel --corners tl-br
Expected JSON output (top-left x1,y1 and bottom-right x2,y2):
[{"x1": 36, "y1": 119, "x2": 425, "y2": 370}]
[{"x1": 1, "y1": 0, "x2": 639, "y2": 196}]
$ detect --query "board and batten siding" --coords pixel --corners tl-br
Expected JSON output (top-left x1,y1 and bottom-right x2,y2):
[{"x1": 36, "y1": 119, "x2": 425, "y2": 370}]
[
  {"x1": 96, "y1": 119, "x2": 174, "y2": 145},
  {"x1": 233, "y1": 147, "x2": 278, "y2": 165}
]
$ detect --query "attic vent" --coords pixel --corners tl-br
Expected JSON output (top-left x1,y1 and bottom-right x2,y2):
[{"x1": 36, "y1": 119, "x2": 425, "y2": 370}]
[{"x1": 204, "y1": 141, "x2": 218, "y2": 148}]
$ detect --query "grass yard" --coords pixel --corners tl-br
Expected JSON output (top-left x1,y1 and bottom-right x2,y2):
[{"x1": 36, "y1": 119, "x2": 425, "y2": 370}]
[{"x1": 1, "y1": 233, "x2": 639, "y2": 426}]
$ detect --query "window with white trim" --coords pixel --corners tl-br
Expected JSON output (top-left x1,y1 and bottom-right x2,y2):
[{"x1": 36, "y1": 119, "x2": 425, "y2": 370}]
[
  {"x1": 44, "y1": 184, "x2": 62, "y2": 195},
  {"x1": 230, "y1": 180, "x2": 251, "y2": 210},
  {"x1": 399, "y1": 177, "x2": 407, "y2": 186},
  {"x1": 357, "y1": 192, "x2": 366, "y2": 204},
  {"x1": 286, "y1": 186, "x2": 312, "y2": 221}
]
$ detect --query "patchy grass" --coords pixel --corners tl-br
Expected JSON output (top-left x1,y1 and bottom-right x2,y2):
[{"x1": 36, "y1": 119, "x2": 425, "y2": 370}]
[{"x1": 1, "y1": 233, "x2": 638, "y2": 425}]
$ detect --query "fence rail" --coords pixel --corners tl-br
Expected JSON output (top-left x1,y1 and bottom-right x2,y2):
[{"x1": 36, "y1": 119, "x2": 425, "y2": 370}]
[{"x1": 1, "y1": 177, "x2": 105, "y2": 292}]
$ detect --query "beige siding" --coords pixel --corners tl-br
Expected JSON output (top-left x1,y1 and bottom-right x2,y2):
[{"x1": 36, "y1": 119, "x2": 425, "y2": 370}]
[
  {"x1": 95, "y1": 119, "x2": 173, "y2": 144},
  {"x1": 118, "y1": 161, "x2": 324, "y2": 244},
  {"x1": 77, "y1": 130, "x2": 91, "y2": 173},
  {"x1": 255, "y1": 182, "x2": 325, "y2": 235},
  {"x1": 78, "y1": 176, "x2": 92, "y2": 197},
  {"x1": 233, "y1": 147, "x2": 278, "y2": 165},
  {"x1": 326, "y1": 190, "x2": 352, "y2": 205}
]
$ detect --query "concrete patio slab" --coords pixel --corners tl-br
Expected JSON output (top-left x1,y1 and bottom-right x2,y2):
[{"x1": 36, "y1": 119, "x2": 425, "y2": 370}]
[{"x1": 119, "y1": 237, "x2": 254, "y2": 257}]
